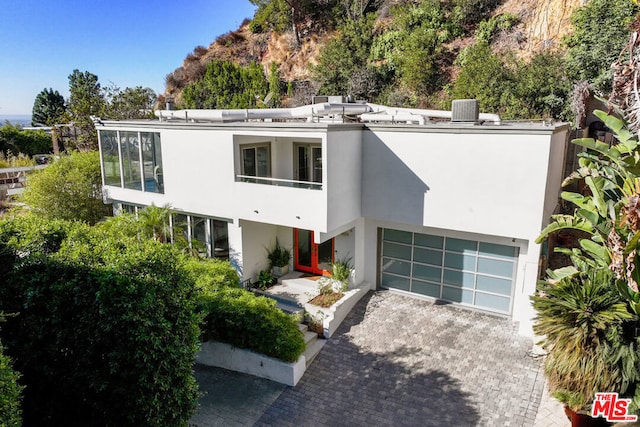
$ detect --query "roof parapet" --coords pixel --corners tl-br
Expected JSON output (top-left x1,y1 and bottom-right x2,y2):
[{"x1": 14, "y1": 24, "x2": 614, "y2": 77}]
[{"x1": 154, "y1": 101, "x2": 502, "y2": 125}]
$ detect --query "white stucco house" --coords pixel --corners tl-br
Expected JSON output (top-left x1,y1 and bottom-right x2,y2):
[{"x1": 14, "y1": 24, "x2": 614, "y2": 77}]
[{"x1": 96, "y1": 99, "x2": 569, "y2": 336}]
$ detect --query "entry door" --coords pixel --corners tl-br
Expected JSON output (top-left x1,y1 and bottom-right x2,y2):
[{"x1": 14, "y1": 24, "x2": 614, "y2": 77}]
[{"x1": 295, "y1": 229, "x2": 333, "y2": 275}]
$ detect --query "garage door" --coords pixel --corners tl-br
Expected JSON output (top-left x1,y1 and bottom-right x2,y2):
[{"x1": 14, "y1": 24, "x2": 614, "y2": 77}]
[{"x1": 380, "y1": 228, "x2": 517, "y2": 314}]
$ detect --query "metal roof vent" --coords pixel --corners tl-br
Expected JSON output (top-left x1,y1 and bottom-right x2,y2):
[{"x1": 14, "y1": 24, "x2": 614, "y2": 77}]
[{"x1": 451, "y1": 99, "x2": 479, "y2": 123}]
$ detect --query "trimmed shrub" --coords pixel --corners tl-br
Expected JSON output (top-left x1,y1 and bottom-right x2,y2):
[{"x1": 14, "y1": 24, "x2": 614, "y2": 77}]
[
  {"x1": 183, "y1": 256, "x2": 241, "y2": 298},
  {"x1": 0, "y1": 219, "x2": 200, "y2": 427},
  {"x1": 0, "y1": 341, "x2": 22, "y2": 427},
  {"x1": 200, "y1": 288, "x2": 305, "y2": 363}
]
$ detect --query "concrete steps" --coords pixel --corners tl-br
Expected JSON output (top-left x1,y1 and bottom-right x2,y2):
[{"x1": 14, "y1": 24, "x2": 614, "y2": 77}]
[{"x1": 256, "y1": 286, "x2": 326, "y2": 369}]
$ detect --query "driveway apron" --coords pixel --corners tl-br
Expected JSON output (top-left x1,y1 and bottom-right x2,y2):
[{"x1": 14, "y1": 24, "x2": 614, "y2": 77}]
[{"x1": 193, "y1": 290, "x2": 545, "y2": 427}]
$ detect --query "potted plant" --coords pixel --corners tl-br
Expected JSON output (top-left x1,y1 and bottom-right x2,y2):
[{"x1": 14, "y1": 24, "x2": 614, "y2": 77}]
[
  {"x1": 532, "y1": 268, "x2": 638, "y2": 426},
  {"x1": 267, "y1": 239, "x2": 290, "y2": 278}
]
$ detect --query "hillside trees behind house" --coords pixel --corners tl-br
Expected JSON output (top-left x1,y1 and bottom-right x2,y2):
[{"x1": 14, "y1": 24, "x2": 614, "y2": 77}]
[
  {"x1": 168, "y1": 0, "x2": 640, "y2": 121},
  {"x1": 182, "y1": 60, "x2": 269, "y2": 109}
]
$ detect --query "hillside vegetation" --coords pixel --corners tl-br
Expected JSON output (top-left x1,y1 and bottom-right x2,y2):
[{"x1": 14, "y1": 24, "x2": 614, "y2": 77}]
[{"x1": 164, "y1": 0, "x2": 640, "y2": 121}]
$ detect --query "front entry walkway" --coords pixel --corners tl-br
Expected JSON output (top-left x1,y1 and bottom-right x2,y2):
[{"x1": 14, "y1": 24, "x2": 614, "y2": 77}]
[{"x1": 192, "y1": 291, "x2": 550, "y2": 426}]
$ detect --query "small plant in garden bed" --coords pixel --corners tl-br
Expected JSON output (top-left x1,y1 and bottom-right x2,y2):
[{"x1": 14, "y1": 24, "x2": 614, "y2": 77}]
[
  {"x1": 255, "y1": 269, "x2": 276, "y2": 290},
  {"x1": 307, "y1": 256, "x2": 352, "y2": 307},
  {"x1": 304, "y1": 311, "x2": 326, "y2": 337}
]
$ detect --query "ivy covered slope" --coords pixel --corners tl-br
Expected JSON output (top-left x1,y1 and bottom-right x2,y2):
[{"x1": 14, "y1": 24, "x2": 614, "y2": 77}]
[{"x1": 164, "y1": 0, "x2": 639, "y2": 120}]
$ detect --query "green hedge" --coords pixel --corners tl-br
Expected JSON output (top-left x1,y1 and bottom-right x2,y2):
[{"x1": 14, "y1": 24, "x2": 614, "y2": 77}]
[
  {"x1": 0, "y1": 217, "x2": 200, "y2": 426},
  {"x1": 199, "y1": 288, "x2": 305, "y2": 363},
  {"x1": 0, "y1": 341, "x2": 22, "y2": 427}
]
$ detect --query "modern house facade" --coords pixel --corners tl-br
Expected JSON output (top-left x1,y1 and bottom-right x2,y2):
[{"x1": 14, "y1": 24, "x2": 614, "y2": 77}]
[{"x1": 96, "y1": 101, "x2": 569, "y2": 336}]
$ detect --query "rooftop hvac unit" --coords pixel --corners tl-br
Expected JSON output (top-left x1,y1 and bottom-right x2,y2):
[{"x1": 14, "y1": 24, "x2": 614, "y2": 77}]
[
  {"x1": 451, "y1": 99, "x2": 479, "y2": 123},
  {"x1": 312, "y1": 95, "x2": 348, "y2": 104}
]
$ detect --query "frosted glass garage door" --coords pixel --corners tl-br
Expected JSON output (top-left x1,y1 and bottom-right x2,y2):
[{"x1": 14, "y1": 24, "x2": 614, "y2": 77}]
[{"x1": 380, "y1": 229, "x2": 517, "y2": 314}]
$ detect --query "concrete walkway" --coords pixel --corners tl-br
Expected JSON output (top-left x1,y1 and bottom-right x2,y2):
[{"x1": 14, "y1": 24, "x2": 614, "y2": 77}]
[{"x1": 191, "y1": 290, "x2": 562, "y2": 426}]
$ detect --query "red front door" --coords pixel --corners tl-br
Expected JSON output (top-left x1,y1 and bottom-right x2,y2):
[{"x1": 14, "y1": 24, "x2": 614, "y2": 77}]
[{"x1": 294, "y1": 229, "x2": 333, "y2": 275}]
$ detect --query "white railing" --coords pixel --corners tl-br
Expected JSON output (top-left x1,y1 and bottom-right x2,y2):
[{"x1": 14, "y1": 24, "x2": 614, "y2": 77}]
[
  {"x1": 235, "y1": 174, "x2": 322, "y2": 190},
  {"x1": 0, "y1": 165, "x2": 47, "y2": 196}
]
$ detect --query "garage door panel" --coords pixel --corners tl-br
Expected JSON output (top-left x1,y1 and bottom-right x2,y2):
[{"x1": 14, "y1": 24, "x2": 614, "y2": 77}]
[
  {"x1": 476, "y1": 275, "x2": 512, "y2": 295},
  {"x1": 382, "y1": 274, "x2": 410, "y2": 291},
  {"x1": 414, "y1": 233, "x2": 443, "y2": 249},
  {"x1": 477, "y1": 257, "x2": 514, "y2": 278},
  {"x1": 382, "y1": 258, "x2": 411, "y2": 276},
  {"x1": 442, "y1": 286, "x2": 474, "y2": 304},
  {"x1": 475, "y1": 293, "x2": 511, "y2": 312},
  {"x1": 412, "y1": 279, "x2": 440, "y2": 298},
  {"x1": 479, "y1": 242, "x2": 517, "y2": 259},
  {"x1": 444, "y1": 252, "x2": 476, "y2": 271},
  {"x1": 383, "y1": 229, "x2": 412, "y2": 244},
  {"x1": 413, "y1": 264, "x2": 441, "y2": 282},
  {"x1": 381, "y1": 228, "x2": 517, "y2": 315},
  {"x1": 445, "y1": 237, "x2": 477, "y2": 254},
  {"x1": 443, "y1": 269, "x2": 475, "y2": 289},
  {"x1": 413, "y1": 247, "x2": 442, "y2": 266},
  {"x1": 383, "y1": 242, "x2": 411, "y2": 260}
]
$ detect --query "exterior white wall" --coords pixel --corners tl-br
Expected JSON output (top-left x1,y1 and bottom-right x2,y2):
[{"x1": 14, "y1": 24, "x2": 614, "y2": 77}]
[
  {"x1": 239, "y1": 220, "x2": 277, "y2": 282},
  {"x1": 326, "y1": 130, "x2": 362, "y2": 232},
  {"x1": 361, "y1": 127, "x2": 567, "y2": 241}
]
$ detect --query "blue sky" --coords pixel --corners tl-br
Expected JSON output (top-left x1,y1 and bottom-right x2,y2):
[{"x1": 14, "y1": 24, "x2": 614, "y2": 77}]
[{"x1": 0, "y1": 0, "x2": 256, "y2": 115}]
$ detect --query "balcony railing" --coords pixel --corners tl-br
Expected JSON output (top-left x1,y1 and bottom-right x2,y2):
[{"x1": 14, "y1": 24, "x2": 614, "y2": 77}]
[{"x1": 236, "y1": 174, "x2": 322, "y2": 190}]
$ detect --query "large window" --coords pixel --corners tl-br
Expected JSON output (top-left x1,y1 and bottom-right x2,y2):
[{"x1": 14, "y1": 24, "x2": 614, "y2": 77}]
[
  {"x1": 171, "y1": 213, "x2": 229, "y2": 260},
  {"x1": 241, "y1": 144, "x2": 270, "y2": 180},
  {"x1": 141, "y1": 132, "x2": 163, "y2": 193},
  {"x1": 99, "y1": 131, "x2": 121, "y2": 186},
  {"x1": 99, "y1": 130, "x2": 163, "y2": 194},
  {"x1": 380, "y1": 229, "x2": 518, "y2": 314},
  {"x1": 121, "y1": 131, "x2": 141, "y2": 190}
]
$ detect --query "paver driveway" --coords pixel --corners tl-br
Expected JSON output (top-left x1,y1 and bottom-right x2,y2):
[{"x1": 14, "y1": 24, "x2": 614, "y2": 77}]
[{"x1": 192, "y1": 290, "x2": 545, "y2": 427}]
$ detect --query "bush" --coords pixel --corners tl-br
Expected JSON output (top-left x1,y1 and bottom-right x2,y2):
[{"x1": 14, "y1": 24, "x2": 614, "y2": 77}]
[
  {"x1": 199, "y1": 288, "x2": 305, "y2": 363},
  {"x1": 0, "y1": 218, "x2": 200, "y2": 426},
  {"x1": 21, "y1": 151, "x2": 111, "y2": 225},
  {"x1": 183, "y1": 256, "x2": 240, "y2": 298},
  {"x1": 0, "y1": 123, "x2": 51, "y2": 157},
  {"x1": 0, "y1": 341, "x2": 22, "y2": 427}
]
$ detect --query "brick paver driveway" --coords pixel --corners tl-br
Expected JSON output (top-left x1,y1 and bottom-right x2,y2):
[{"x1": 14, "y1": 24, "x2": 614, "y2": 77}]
[{"x1": 193, "y1": 290, "x2": 545, "y2": 426}]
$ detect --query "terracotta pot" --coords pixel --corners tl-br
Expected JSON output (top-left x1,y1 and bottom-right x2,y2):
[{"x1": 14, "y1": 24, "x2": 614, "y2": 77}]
[{"x1": 564, "y1": 406, "x2": 611, "y2": 427}]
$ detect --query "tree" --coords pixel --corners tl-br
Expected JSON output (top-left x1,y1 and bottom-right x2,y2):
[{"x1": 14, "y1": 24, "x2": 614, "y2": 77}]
[
  {"x1": 67, "y1": 70, "x2": 105, "y2": 150},
  {"x1": 564, "y1": 0, "x2": 639, "y2": 94},
  {"x1": 31, "y1": 88, "x2": 66, "y2": 126},
  {"x1": 314, "y1": 15, "x2": 378, "y2": 97},
  {"x1": 182, "y1": 60, "x2": 268, "y2": 109},
  {"x1": 21, "y1": 151, "x2": 110, "y2": 224},
  {"x1": 104, "y1": 85, "x2": 157, "y2": 120}
]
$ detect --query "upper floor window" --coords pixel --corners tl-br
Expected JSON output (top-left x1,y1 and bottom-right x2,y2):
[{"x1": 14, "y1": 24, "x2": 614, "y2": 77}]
[
  {"x1": 241, "y1": 144, "x2": 270, "y2": 178},
  {"x1": 99, "y1": 130, "x2": 163, "y2": 194},
  {"x1": 295, "y1": 143, "x2": 322, "y2": 184}
]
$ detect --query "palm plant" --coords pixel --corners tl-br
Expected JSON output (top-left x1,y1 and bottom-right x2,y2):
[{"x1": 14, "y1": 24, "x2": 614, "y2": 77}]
[
  {"x1": 137, "y1": 204, "x2": 172, "y2": 243},
  {"x1": 533, "y1": 268, "x2": 636, "y2": 411},
  {"x1": 537, "y1": 110, "x2": 640, "y2": 313}
]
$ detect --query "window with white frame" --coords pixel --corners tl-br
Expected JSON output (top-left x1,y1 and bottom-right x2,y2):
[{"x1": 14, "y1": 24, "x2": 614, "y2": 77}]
[{"x1": 99, "y1": 130, "x2": 164, "y2": 194}]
